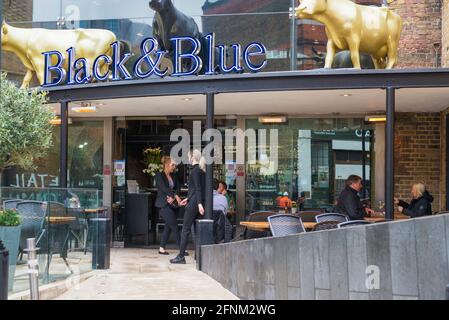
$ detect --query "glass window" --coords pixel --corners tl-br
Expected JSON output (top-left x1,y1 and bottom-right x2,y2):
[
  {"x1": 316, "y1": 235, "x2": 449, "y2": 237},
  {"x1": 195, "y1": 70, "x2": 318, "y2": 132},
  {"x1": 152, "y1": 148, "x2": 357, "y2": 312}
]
[
  {"x1": 61, "y1": 0, "x2": 152, "y2": 21},
  {"x1": 245, "y1": 118, "x2": 373, "y2": 214},
  {"x1": 121, "y1": 118, "x2": 236, "y2": 190},
  {"x1": 1, "y1": 120, "x2": 104, "y2": 190}
]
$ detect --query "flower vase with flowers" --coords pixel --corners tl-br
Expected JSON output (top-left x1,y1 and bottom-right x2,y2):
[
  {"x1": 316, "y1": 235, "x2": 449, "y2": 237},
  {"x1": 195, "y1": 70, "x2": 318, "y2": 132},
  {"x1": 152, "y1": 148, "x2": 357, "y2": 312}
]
[{"x1": 142, "y1": 147, "x2": 163, "y2": 186}]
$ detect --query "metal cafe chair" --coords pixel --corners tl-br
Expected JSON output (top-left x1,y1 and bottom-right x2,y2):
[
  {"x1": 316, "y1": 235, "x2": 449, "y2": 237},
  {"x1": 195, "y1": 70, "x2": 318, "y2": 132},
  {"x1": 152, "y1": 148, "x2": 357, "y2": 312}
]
[
  {"x1": 315, "y1": 213, "x2": 348, "y2": 223},
  {"x1": 16, "y1": 201, "x2": 48, "y2": 260},
  {"x1": 268, "y1": 214, "x2": 305, "y2": 237},
  {"x1": 212, "y1": 210, "x2": 233, "y2": 244},
  {"x1": 297, "y1": 210, "x2": 324, "y2": 223},
  {"x1": 338, "y1": 220, "x2": 372, "y2": 228},
  {"x1": 16, "y1": 201, "x2": 72, "y2": 279},
  {"x1": 243, "y1": 211, "x2": 275, "y2": 240},
  {"x1": 3, "y1": 199, "x2": 24, "y2": 210},
  {"x1": 312, "y1": 221, "x2": 340, "y2": 232}
]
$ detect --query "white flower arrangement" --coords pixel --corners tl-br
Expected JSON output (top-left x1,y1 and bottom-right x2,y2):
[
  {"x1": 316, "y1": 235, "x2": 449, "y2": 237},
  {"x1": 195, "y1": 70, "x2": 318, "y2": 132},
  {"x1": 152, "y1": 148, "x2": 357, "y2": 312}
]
[{"x1": 142, "y1": 147, "x2": 163, "y2": 177}]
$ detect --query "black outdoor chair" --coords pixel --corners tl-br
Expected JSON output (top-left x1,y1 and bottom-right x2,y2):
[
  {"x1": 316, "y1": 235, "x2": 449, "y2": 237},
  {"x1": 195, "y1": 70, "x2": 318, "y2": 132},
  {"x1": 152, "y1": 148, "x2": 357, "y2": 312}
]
[
  {"x1": 268, "y1": 214, "x2": 305, "y2": 237},
  {"x1": 3, "y1": 199, "x2": 23, "y2": 210},
  {"x1": 243, "y1": 211, "x2": 275, "y2": 239},
  {"x1": 297, "y1": 210, "x2": 323, "y2": 223},
  {"x1": 16, "y1": 201, "x2": 72, "y2": 278},
  {"x1": 338, "y1": 220, "x2": 372, "y2": 228},
  {"x1": 319, "y1": 205, "x2": 336, "y2": 213},
  {"x1": 212, "y1": 210, "x2": 233, "y2": 244},
  {"x1": 315, "y1": 213, "x2": 348, "y2": 223},
  {"x1": 312, "y1": 221, "x2": 340, "y2": 231},
  {"x1": 16, "y1": 201, "x2": 48, "y2": 260},
  {"x1": 47, "y1": 202, "x2": 85, "y2": 252}
]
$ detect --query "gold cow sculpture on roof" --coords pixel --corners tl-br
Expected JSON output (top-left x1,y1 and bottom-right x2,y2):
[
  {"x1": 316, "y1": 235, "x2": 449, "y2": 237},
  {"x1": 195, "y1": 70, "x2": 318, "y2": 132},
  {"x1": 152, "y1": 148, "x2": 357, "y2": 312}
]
[
  {"x1": 296, "y1": 0, "x2": 402, "y2": 69},
  {"x1": 1, "y1": 21, "x2": 117, "y2": 89}
]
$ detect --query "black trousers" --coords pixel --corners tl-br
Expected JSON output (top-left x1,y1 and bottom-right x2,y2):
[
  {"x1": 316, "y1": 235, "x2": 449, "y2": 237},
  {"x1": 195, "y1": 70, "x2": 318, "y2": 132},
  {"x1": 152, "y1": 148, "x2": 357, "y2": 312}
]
[
  {"x1": 159, "y1": 206, "x2": 180, "y2": 249},
  {"x1": 179, "y1": 203, "x2": 198, "y2": 257}
]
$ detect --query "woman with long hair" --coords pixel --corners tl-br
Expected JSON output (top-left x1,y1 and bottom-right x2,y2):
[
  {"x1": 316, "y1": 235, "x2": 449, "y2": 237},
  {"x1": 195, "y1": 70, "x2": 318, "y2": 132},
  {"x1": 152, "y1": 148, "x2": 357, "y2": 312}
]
[
  {"x1": 155, "y1": 156, "x2": 182, "y2": 255},
  {"x1": 170, "y1": 149, "x2": 206, "y2": 264}
]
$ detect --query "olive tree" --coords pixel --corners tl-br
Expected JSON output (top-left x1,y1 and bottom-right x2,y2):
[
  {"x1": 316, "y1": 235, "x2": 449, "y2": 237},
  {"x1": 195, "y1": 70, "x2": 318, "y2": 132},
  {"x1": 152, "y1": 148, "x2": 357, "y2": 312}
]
[{"x1": 0, "y1": 73, "x2": 54, "y2": 190}]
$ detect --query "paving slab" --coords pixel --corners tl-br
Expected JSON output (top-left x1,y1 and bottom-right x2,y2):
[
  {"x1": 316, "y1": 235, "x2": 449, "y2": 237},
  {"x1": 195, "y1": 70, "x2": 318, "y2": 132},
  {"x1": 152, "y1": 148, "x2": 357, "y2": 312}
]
[{"x1": 55, "y1": 248, "x2": 238, "y2": 300}]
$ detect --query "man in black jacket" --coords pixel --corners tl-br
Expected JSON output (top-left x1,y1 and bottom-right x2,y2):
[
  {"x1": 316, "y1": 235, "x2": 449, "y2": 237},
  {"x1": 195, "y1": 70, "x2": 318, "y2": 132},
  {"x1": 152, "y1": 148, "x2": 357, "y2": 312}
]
[{"x1": 335, "y1": 175, "x2": 374, "y2": 220}]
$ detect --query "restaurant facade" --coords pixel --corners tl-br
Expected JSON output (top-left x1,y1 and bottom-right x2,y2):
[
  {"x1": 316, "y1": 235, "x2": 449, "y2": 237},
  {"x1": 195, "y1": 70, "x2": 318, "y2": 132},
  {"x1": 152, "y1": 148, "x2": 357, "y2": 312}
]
[{"x1": 2, "y1": 0, "x2": 449, "y2": 249}]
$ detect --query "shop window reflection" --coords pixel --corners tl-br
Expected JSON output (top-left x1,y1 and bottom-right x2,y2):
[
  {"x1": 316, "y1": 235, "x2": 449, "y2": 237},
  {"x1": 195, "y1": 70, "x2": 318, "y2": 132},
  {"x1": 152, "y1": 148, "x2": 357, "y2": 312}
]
[
  {"x1": 245, "y1": 118, "x2": 373, "y2": 215},
  {"x1": 1, "y1": 121, "x2": 104, "y2": 191}
]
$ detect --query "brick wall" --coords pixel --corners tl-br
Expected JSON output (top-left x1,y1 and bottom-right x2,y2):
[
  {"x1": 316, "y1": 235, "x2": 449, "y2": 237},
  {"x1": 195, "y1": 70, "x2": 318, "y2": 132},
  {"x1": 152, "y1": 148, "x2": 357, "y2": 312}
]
[
  {"x1": 390, "y1": 0, "x2": 442, "y2": 68},
  {"x1": 443, "y1": 0, "x2": 449, "y2": 67},
  {"x1": 1, "y1": 0, "x2": 34, "y2": 80},
  {"x1": 383, "y1": 1, "x2": 446, "y2": 211},
  {"x1": 394, "y1": 113, "x2": 442, "y2": 211}
]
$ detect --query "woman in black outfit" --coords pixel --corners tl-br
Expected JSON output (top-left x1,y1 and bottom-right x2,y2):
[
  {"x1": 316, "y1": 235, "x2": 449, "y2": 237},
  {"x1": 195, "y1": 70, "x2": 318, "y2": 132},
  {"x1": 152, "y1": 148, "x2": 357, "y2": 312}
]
[
  {"x1": 155, "y1": 156, "x2": 182, "y2": 255},
  {"x1": 394, "y1": 183, "x2": 433, "y2": 218},
  {"x1": 170, "y1": 150, "x2": 205, "y2": 264}
]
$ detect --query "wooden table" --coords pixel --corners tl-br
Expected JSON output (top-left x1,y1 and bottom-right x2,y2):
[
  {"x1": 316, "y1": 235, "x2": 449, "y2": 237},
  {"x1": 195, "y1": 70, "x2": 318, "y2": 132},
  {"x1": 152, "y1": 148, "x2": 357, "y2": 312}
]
[
  {"x1": 365, "y1": 213, "x2": 410, "y2": 223},
  {"x1": 240, "y1": 221, "x2": 317, "y2": 231},
  {"x1": 46, "y1": 216, "x2": 77, "y2": 224},
  {"x1": 83, "y1": 208, "x2": 107, "y2": 215}
]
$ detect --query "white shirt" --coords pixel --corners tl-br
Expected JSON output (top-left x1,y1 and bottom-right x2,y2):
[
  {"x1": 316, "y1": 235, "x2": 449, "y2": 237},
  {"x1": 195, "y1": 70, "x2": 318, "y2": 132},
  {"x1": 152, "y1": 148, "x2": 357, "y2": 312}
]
[{"x1": 213, "y1": 190, "x2": 228, "y2": 215}]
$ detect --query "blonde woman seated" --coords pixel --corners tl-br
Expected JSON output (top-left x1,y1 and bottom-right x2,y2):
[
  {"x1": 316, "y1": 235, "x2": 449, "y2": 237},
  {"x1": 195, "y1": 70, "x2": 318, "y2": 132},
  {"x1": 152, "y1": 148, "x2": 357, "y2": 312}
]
[{"x1": 394, "y1": 183, "x2": 433, "y2": 218}]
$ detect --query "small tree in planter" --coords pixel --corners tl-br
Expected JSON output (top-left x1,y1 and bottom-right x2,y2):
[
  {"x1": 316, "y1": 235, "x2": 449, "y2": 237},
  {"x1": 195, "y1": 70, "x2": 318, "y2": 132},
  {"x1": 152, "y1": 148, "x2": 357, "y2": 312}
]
[
  {"x1": 0, "y1": 209, "x2": 21, "y2": 291},
  {"x1": 0, "y1": 73, "x2": 53, "y2": 292},
  {"x1": 0, "y1": 72, "x2": 54, "y2": 196}
]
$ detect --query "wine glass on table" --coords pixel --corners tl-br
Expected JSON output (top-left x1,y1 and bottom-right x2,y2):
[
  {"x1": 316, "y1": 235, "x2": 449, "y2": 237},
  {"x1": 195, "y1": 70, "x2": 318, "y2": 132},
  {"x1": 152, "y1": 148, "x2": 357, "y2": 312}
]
[{"x1": 378, "y1": 200, "x2": 385, "y2": 217}]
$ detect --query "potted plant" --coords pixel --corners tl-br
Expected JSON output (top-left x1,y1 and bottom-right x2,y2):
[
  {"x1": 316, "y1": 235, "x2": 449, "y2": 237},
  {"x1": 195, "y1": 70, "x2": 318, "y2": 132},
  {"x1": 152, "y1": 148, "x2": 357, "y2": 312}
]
[{"x1": 0, "y1": 209, "x2": 21, "y2": 291}]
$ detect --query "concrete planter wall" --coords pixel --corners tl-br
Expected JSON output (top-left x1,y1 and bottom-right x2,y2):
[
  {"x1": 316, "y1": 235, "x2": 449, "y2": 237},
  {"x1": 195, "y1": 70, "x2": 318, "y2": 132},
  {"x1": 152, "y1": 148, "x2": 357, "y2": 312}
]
[
  {"x1": 0, "y1": 226, "x2": 21, "y2": 291},
  {"x1": 201, "y1": 214, "x2": 449, "y2": 300}
]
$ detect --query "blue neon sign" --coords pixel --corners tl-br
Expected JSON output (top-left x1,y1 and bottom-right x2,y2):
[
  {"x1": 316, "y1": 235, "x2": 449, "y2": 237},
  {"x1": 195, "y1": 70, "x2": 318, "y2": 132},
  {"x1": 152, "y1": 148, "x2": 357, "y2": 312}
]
[{"x1": 41, "y1": 33, "x2": 267, "y2": 87}]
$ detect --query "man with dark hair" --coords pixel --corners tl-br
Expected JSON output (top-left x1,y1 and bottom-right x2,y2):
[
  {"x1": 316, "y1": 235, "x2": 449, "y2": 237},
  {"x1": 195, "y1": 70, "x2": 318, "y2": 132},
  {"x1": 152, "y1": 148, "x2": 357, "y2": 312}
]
[
  {"x1": 335, "y1": 175, "x2": 374, "y2": 220},
  {"x1": 213, "y1": 179, "x2": 228, "y2": 215}
]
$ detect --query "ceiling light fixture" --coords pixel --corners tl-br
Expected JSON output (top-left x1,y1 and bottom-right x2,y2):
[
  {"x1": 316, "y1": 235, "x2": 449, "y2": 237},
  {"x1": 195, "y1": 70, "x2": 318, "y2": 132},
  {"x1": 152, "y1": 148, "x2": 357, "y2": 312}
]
[
  {"x1": 71, "y1": 105, "x2": 98, "y2": 113},
  {"x1": 49, "y1": 117, "x2": 72, "y2": 125},
  {"x1": 258, "y1": 115, "x2": 288, "y2": 124},
  {"x1": 365, "y1": 115, "x2": 387, "y2": 123}
]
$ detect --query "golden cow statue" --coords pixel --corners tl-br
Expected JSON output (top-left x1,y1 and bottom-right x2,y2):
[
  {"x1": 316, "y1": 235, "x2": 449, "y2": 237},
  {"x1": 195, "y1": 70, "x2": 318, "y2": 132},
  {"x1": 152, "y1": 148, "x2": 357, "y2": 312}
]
[
  {"x1": 295, "y1": 0, "x2": 402, "y2": 69},
  {"x1": 1, "y1": 21, "x2": 117, "y2": 88}
]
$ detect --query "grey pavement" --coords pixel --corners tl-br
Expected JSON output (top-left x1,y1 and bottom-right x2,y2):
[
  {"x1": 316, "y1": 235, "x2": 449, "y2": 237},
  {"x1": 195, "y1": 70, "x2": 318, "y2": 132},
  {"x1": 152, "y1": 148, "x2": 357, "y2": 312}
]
[{"x1": 54, "y1": 248, "x2": 239, "y2": 300}]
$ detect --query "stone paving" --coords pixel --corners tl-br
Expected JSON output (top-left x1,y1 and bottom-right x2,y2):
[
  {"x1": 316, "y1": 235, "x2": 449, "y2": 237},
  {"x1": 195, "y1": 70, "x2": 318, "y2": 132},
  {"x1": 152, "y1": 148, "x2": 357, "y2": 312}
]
[{"x1": 54, "y1": 248, "x2": 238, "y2": 300}]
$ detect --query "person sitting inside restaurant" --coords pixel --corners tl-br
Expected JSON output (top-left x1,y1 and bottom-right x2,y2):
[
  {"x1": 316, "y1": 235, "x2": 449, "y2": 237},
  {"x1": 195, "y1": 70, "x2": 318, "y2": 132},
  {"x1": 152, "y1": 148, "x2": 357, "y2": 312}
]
[
  {"x1": 217, "y1": 181, "x2": 234, "y2": 212},
  {"x1": 335, "y1": 175, "x2": 374, "y2": 220},
  {"x1": 279, "y1": 192, "x2": 293, "y2": 211},
  {"x1": 297, "y1": 191, "x2": 306, "y2": 211},
  {"x1": 212, "y1": 179, "x2": 232, "y2": 243},
  {"x1": 394, "y1": 183, "x2": 433, "y2": 218}
]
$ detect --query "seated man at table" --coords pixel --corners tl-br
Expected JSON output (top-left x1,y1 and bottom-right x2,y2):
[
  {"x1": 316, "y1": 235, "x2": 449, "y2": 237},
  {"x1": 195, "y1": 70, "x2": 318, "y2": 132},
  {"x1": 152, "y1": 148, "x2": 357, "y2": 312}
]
[
  {"x1": 213, "y1": 180, "x2": 233, "y2": 243},
  {"x1": 335, "y1": 175, "x2": 374, "y2": 220}
]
